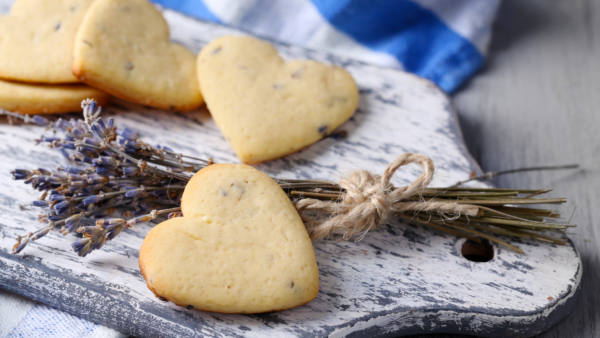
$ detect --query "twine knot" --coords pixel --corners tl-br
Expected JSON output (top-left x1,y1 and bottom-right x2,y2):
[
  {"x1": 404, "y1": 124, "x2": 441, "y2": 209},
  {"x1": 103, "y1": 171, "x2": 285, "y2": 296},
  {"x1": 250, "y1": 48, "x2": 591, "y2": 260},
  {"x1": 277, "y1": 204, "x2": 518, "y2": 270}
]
[{"x1": 295, "y1": 153, "x2": 479, "y2": 241}]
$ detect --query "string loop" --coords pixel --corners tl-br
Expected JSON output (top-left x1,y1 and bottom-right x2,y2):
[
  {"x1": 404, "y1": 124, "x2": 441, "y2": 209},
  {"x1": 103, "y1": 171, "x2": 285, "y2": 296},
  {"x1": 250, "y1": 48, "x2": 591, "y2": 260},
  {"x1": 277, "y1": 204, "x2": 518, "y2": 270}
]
[{"x1": 295, "y1": 153, "x2": 479, "y2": 240}]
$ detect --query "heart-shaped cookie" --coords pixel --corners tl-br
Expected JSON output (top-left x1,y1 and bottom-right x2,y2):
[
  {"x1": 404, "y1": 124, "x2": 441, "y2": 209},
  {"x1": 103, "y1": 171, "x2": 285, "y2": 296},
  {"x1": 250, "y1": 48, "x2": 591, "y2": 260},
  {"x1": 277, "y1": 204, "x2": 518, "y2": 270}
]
[
  {"x1": 197, "y1": 36, "x2": 359, "y2": 164},
  {"x1": 139, "y1": 164, "x2": 319, "y2": 313},
  {"x1": 0, "y1": 0, "x2": 96, "y2": 83},
  {"x1": 0, "y1": 78, "x2": 110, "y2": 114},
  {"x1": 72, "y1": 0, "x2": 203, "y2": 111}
]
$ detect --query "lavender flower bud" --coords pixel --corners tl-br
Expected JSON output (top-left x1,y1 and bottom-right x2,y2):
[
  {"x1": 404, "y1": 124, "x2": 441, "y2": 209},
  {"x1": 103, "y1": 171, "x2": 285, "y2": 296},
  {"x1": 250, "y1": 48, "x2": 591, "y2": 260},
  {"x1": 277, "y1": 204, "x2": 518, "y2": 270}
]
[
  {"x1": 32, "y1": 226, "x2": 52, "y2": 240},
  {"x1": 64, "y1": 213, "x2": 83, "y2": 233},
  {"x1": 59, "y1": 148, "x2": 70, "y2": 159},
  {"x1": 11, "y1": 169, "x2": 33, "y2": 180},
  {"x1": 106, "y1": 118, "x2": 114, "y2": 130},
  {"x1": 70, "y1": 152, "x2": 93, "y2": 164},
  {"x1": 92, "y1": 235, "x2": 107, "y2": 251},
  {"x1": 46, "y1": 176, "x2": 65, "y2": 185},
  {"x1": 87, "y1": 174, "x2": 108, "y2": 184},
  {"x1": 117, "y1": 127, "x2": 138, "y2": 140},
  {"x1": 38, "y1": 168, "x2": 51, "y2": 176},
  {"x1": 32, "y1": 115, "x2": 49, "y2": 126},
  {"x1": 63, "y1": 167, "x2": 86, "y2": 175},
  {"x1": 106, "y1": 226, "x2": 123, "y2": 240},
  {"x1": 63, "y1": 136, "x2": 76, "y2": 150},
  {"x1": 83, "y1": 194, "x2": 105, "y2": 205},
  {"x1": 125, "y1": 187, "x2": 145, "y2": 198},
  {"x1": 32, "y1": 200, "x2": 48, "y2": 207},
  {"x1": 72, "y1": 237, "x2": 92, "y2": 257},
  {"x1": 88, "y1": 100, "x2": 98, "y2": 114},
  {"x1": 47, "y1": 215, "x2": 62, "y2": 222},
  {"x1": 54, "y1": 201, "x2": 71, "y2": 214},
  {"x1": 123, "y1": 167, "x2": 139, "y2": 176},
  {"x1": 41, "y1": 136, "x2": 61, "y2": 143},
  {"x1": 71, "y1": 128, "x2": 86, "y2": 139},
  {"x1": 52, "y1": 171, "x2": 69, "y2": 180},
  {"x1": 54, "y1": 118, "x2": 70, "y2": 131},
  {"x1": 12, "y1": 235, "x2": 29, "y2": 254},
  {"x1": 50, "y1": 194, "x2": 67, "y2": 202},
  {"x1": 95, "y1": 167, "x2": 113, "y2": 176},
  {"x1": 68, "y1": 174, "x2": 84, "y2": 181}
]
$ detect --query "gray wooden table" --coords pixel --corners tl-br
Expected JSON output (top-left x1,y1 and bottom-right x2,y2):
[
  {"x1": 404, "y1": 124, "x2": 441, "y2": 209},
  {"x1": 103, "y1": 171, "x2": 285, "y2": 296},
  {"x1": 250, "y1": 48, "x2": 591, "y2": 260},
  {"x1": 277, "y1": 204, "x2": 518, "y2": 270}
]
[{"x1": 412, "y1": 0, "x2": 600, "y2": 337}]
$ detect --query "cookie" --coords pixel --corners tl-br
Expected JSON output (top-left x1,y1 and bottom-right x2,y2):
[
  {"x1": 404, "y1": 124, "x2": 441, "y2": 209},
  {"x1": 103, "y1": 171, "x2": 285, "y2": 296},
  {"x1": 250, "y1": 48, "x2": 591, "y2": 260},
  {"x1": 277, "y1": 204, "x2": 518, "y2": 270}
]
[
  {"x1": 0, "y1": 79, "x2": 110, "y2": 114},
  {"x1": 72, "y1": 0, "x2": 203, "y2": 111},
  {"x1": 139, "y1": 164, "x2": 320, "y2": 314},
  {"x1": 0, "y1": 0, "x2": 96, "y2": 83},
  {"x1": 197, "y1": 36, "x2": 359, "y2": 164}
]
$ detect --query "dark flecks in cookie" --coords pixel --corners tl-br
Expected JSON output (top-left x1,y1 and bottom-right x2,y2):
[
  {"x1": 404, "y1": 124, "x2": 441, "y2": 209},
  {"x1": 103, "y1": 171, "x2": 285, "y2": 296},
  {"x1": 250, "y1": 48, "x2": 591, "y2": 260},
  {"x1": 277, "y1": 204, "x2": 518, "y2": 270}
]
[
  {"x1": 125, "y1": 62, "x2": 134, "y2": 71},
  {"x1": 290, "y1": 280, "x2": 295, "y2": 288},
  {"x1": 158, "y1": 296, "x2": 168, "y2": 302},
  {"x1": 273, "y1": 83, "x2": 284, "y2": 89},
  {"x1": 291, "y1": 69, "x2": 303, "y2": 79},
  {"x1": 82, "y1": 40, "x2": 93, "y2": 48},
  {"x1": 186, "y1": 305, "x2": 194, "y2": 310},
  {"x1": 318, "y1": 125, "x2": 328, "y2": 135},
  {"x1": 211, "y1": 46, "x2": 222, "y2": 55},
  {"x1": 55, "y1": 22, "x2": 61, "y2": 31},
  {"x1": 70, "y1": 6, "x2": 77, "y2": 11}
]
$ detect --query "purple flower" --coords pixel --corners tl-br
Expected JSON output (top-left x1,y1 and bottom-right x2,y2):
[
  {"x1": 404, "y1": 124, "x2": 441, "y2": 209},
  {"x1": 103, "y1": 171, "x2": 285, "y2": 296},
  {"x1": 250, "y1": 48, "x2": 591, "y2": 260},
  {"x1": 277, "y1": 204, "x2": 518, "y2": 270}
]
[
  {"x1": 32, "y1": 200, "x2": 49, "y2": 207},
  {"x1": 11, "y1": 169, "x2": 33, "y2": 180},
  {"x1": 83, "y1": 194, "x2": 105, "y2": 205},
  {"x1": 95, "y1": 167, "x2": 113, "y2": 176},
  {"x1": 72, "y1": 237, "x2": 92, "y2": 257},
  {"x1": 32, "y1": 115, "x2": 49, "y2": 126},
  {"x1": 125, "y1": 187, "x2": 145, "y2": 198}
]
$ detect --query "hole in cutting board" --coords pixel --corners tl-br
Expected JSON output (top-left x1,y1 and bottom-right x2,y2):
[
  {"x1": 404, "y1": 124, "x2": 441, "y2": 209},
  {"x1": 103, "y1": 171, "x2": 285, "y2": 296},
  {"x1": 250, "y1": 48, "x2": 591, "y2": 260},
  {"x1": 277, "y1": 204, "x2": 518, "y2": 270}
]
[{"x1": 461, "y1": 239, "x2": 494, "y2": 262}]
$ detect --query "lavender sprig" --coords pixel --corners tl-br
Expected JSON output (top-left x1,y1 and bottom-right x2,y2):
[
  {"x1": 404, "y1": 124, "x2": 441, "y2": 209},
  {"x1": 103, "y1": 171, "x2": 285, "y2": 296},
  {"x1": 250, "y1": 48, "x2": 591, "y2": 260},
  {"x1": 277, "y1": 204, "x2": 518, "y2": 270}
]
[
  {"x1": 5, "y1": 100, "x2": 575, "y2": 257},
  {"x1": 8, "y1": 100, "x2": 201, "y2": 255}
]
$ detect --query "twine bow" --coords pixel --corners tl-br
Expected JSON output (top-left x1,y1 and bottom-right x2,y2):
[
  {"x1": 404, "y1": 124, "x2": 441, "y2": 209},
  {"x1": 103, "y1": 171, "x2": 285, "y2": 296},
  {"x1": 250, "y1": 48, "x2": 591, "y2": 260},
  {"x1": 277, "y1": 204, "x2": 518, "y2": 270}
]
[{"x1": 295, "y1": 153, "x2": 479, "y2": 240}]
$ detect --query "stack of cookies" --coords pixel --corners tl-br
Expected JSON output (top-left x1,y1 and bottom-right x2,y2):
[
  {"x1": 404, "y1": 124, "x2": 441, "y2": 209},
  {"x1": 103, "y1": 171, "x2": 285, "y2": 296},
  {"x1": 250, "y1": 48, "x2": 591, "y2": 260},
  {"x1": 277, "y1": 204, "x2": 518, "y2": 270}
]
[
  {"x1": 0, "y1": 0, "x2": 110, "y2": 113},
  {"x1": 0, "y1": 0, "x2": 203, "y2": 114}
]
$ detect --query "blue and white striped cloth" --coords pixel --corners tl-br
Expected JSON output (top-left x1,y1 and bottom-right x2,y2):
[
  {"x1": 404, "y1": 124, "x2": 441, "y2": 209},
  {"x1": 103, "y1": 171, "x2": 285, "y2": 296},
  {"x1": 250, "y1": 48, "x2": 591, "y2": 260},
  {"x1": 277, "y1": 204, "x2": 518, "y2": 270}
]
[
  {"x1": 0, "y1": 1, "x2": 500, "y2": 337},
  {"x1": 154, "y1": 0, "x2": 500, "y2": 93}
]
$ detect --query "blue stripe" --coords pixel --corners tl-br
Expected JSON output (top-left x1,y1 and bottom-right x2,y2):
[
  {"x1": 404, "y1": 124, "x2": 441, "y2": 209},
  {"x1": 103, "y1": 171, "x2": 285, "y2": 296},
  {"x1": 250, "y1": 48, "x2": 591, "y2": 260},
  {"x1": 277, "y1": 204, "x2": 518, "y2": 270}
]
[
  {"x1": 309, "y1": 0, "x2": 483, "y2": 92},
  {"x1": 151, "y1": 0, "x2": 221, "y2": 24}
]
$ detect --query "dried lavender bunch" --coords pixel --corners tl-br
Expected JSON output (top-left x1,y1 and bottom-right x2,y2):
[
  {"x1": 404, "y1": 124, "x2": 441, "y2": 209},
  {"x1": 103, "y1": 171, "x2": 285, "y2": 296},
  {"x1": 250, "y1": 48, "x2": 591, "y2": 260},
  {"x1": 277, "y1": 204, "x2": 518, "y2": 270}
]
[
  {"x1": 3, "y1": 100, "x2": 576, "y2": 257},
  {"x1": 6, "y1": 100, "x2": 206, "y2": 256}
]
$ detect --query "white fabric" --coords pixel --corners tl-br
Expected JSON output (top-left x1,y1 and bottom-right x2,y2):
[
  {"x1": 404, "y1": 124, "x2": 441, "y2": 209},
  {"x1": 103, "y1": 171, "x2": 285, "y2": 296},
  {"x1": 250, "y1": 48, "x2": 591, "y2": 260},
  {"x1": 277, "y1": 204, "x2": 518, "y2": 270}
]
[
  {"x1": 203, "y1": 0, "x2": 402, "y2": 68},
  {"x1": 0, "y1": 289, "x2": 36, "y2": 338}
]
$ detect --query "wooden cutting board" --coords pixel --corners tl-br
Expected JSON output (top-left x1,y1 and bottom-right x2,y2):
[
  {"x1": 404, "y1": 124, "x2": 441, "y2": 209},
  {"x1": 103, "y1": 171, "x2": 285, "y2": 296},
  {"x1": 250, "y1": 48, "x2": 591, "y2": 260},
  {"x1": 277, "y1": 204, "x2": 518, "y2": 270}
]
[{"x1": 0, "y1": 4, "x2": 580, "y2": 337}]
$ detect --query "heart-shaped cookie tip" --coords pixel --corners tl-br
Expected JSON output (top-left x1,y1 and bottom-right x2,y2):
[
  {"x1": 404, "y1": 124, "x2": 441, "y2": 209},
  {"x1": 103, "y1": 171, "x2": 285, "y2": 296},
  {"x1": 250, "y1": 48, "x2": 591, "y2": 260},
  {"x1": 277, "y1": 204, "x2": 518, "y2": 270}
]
[
  {"x1": 139, "y1": 164, "x2": 319, "y2": 313},
  {"x1": 72, "y1": 0, "x2": 203, "y2": 111},
  {"x1": 197, "y1": 36, "x2": 359, "y2": 164},
  {"x1": 0, "y1": 0, "x2": 95, "y2": 84},
  {"x1": 0, "y1": 78, "x2": 110, "y2": 114}
]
